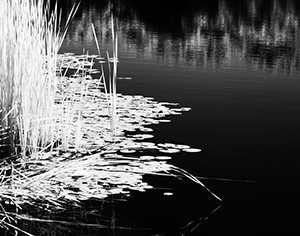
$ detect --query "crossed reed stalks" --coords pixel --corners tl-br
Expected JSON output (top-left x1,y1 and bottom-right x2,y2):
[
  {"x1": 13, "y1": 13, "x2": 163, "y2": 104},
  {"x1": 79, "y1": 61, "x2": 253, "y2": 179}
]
[
  {"x1": 0, "y1": 0, "x2": 83, "y2": 157},
  {"x1": 0, "y1": 0, "x2": 119, "y2": 158}
]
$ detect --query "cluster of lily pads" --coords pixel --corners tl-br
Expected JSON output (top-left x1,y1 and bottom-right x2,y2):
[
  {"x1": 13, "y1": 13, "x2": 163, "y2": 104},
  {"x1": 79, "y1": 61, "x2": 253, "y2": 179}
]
[
  {"x1": 0, "y1": 52, "x2": 208, "y2": 216},
  {"x1": 54, "y1": 53, "x2": 201, "y2": 156},
  {"x1": 5, "y1": 53, "x2": 203, "y2": 205}
]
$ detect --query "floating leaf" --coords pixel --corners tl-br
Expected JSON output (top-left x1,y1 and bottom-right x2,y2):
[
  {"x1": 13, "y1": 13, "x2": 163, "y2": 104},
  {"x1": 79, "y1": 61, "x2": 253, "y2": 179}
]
[
  {"x1": 144, "y1": 185, "x2": 154, "y2": 189},
  {"x1": 180, "y1": 107, "x2": 192, "y2": 111},
  {"x1": 131, "y1": 134, "x2": 154, "y2": 140},
  {"x1": 140, "y1": 127, "x2": 153, "y2": 132},
  {"x1": 103, "y1": 153, "x2": 118, "y2": 158},
  {"x1": 183, "y1": 148, "x2": 202, "y2": 153},
  {"x1": 139, "y1": 142, "x2": 156, "y2": 147},
  {"x1": 169, "y1": 111, "x2": 182, "y2": 115},
  {"x1": 158, "y1": 119, "x2": 171, "y2": 123},
  {"x1": 155, "y1": 156, "x2": 172, "y2": 160},
  {"x1": 174, "y1": 144, "x2": 190, "y2": 149},
  {"x1": 140, "y1": 156, "x2": 155, "y2": 160},
  {"x1": 150, "y1": 119, "x2": 160, "y2": 124},
  {"x1": 120, "y1": 149, "x2": 136, "y2": 154},
  {"x1": 159, "y1": 148, "x2": 180, "y2": 153},
  {"x1": 157, "y1": 143, "x2": 175, "y2": 148}
]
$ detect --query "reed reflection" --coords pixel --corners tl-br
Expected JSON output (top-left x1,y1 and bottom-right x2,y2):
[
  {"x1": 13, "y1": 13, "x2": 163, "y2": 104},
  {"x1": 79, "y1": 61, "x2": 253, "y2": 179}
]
[{"x1": 60, "y1": 0, "x2": 300, "y2": 75}]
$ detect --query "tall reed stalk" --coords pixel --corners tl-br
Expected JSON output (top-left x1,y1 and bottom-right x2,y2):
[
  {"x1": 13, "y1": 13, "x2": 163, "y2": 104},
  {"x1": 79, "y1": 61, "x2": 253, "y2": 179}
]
[
  {"x1": 92, "y1": 15, "x2": 119, "y2": 139},
  {"x1": 111, "y1": 15, "x2": 119, "y2": 134},
  {"x1": 0, "y1": 0, "x2": 78, "y2": 157}
]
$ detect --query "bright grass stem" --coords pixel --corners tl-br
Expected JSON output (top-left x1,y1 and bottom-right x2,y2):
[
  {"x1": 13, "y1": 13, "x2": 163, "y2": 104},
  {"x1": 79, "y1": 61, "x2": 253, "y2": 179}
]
[
  {"x1": 92, "y1": 15, "x2": 119, "y2": 139},
  {"x1": 109, "y1": 14, "x2": 119, "y2": 136}
]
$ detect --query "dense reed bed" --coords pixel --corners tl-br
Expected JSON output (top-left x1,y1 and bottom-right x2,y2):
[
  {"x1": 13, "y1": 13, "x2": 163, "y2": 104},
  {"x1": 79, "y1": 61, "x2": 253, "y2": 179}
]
[{"x1": 0, "y1": 0, "x2": 78, "y2": 157}]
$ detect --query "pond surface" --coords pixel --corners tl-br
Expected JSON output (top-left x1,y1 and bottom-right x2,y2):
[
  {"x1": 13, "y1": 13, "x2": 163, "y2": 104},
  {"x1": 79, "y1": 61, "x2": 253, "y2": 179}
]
[{"x1": 56, "y1": 0, "x2": 300, "y2": 235}]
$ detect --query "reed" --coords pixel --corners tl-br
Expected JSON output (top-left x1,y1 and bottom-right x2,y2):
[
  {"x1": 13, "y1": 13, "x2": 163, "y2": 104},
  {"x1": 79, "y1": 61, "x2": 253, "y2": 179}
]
[
  {"x1": 108, "y1": 15, "x2": 119, "y2": 135},
  {"x1": 0, "y1": 0, "x2": 78, "y2": 157},
  {"x1": 92, "y1": 15, "x2": 119, "y2": 139}
]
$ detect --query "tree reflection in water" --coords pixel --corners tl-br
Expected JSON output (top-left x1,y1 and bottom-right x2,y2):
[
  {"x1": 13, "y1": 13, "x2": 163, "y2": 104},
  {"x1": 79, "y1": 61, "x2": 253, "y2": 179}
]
[{"x1": 59, "y1": 0, "x2": 300, "y2": 74}]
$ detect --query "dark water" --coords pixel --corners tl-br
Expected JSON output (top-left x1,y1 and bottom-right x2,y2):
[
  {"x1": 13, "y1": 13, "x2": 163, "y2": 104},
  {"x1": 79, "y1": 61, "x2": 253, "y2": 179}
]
[{"x1": 55, "y1": 0, "x2": 300, "y2": 235}]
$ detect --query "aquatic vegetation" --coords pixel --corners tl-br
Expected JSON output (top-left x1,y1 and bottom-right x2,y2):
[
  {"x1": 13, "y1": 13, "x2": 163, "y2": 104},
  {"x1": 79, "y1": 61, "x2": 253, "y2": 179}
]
[
  {"x1": 0, "y1": 0, "x2": 221, "y2": 234},
  {"x1": 0, "y1": 55, "x2": 208, "y2": 203},
  {"x1": 0, "y1": 0, "x2": 79, "y2": 156}
]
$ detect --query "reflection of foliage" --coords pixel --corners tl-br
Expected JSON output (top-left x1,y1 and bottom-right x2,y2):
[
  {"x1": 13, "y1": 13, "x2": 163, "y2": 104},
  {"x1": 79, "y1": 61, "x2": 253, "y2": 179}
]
[
  {"x1": 60, "y1": 0, "x2": 300, "y2": 74},
  {"x1": 15, "y1": 200, "x2": 121, "y2": 236},
  {"x1": 13, "y1": 195, "x2": 221, "y2": 236},
  {"x1": 117, "y1": 0, "x2": 218, "y2": 35}
]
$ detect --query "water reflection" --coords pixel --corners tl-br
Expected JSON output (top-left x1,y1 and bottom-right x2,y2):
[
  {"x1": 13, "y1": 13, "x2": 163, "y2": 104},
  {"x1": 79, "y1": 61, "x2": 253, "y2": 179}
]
[{"x1": 59, "y1": 0, "x2": 300, "y2": 74}]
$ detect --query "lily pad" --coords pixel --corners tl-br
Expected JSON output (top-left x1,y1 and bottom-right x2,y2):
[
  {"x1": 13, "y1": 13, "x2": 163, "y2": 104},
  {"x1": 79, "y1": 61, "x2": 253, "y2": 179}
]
[
  {"x1": 159, "y1": 148, "x2": 180, "y2": 153},
  {"x1": 120, "y1": 149, "x2": 136, "y2": 154},
  {"x1": 155, "y1": 156, "x2": 172, "y2": 160},
  {"x1": 183, "y1": 148, "x2": 202, "y2": 153},
  {"x1": 140, "y1": 156, "x2": 155, "y2": 160}
]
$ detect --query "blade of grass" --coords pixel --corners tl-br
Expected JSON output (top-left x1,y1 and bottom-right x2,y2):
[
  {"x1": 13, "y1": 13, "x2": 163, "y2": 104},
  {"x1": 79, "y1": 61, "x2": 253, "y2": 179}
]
[{"x1": 170, "y1": 165, "x2": 222, "y2": 201}]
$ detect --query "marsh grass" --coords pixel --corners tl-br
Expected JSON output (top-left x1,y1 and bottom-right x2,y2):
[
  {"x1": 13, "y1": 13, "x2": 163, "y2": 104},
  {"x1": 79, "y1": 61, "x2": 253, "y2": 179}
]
[
  {"x1": 0, "y1": 0, "x2": 117, "y2": 157},
  {"x1": 0, "y1": 0, "x2": 78, "y2": 157}
]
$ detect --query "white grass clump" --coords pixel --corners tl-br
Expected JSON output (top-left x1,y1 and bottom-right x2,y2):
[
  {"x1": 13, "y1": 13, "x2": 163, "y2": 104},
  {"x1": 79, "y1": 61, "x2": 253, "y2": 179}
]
[{"x1": 0, "y1": 0, "x2": 78, "y2": 156}]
